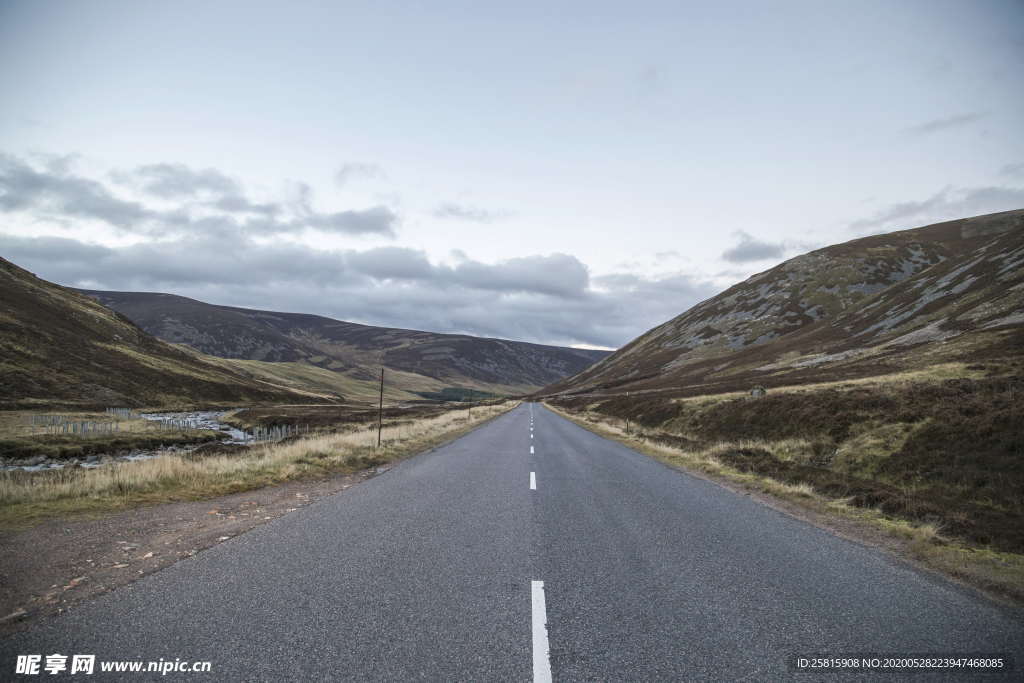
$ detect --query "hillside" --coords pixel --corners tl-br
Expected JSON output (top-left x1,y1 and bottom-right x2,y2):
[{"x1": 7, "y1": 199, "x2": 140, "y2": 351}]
[
  {"x1": 0, "y1": 258, "x2": 328, "y2": 409},
  {"x1": 542, "y1": 209, "x2": 1024, "y2": 397},
  {"x1": 77, "y1": 290, "x2": 610, "y2": 396}
]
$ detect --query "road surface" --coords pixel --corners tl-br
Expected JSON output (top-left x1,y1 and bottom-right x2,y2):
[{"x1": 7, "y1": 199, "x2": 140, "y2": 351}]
[{"x1": 3, "y1": 403, "x2": 1022, "y2": 680}]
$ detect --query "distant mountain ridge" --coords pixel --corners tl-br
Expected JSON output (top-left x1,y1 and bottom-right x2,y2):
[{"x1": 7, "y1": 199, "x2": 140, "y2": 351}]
[
  {"x1": 77, "y1": 290, "x2": 611, "y2": 395},
  {"x1": 542, "y1": 209, "x2": 1024, "y2": 397}
]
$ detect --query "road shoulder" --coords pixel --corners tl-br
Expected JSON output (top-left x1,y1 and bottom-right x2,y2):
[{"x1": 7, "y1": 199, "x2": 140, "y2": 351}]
[{"x1": 0, "y1": 466, "x2": 391, "y2": 637}]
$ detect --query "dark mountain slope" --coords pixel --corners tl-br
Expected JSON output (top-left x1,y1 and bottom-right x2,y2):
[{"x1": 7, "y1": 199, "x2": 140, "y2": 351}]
[{"x1": 78, "y1": 291, "x2": 610, "y2": 395}]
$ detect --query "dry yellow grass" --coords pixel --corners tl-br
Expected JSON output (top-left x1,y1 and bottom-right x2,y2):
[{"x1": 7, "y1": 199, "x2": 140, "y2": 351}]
[
  {"x1": 0, "y1": 411, "x2": 146, "y2": 437},
  {"x1": 0, "y1": 401, "x2": 517, "y2": 526},
  {"x1": 669, "y1": 362, "x2": 985, "y2": 408}
]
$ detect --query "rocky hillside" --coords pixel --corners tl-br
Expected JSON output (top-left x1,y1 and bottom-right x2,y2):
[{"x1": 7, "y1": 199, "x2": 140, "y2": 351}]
[
  {"x1": 0, "y1": 258, "x2": 321, "y2": 408},
  {"x1": 542, "y1": 209, "x2": 1024, "y2": 397},
  {"x1": 77, "y1": 290, "x2": 610, "y2": 395}
]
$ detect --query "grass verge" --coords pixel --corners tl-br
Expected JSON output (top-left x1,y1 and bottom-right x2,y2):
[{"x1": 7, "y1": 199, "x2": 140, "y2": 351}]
[
  {"x1": 545, "y1": 402, "x2": 1024, "y2": 606},
  {"x1": 0, "y1": 401, "x2": 518, "y2": 528}
]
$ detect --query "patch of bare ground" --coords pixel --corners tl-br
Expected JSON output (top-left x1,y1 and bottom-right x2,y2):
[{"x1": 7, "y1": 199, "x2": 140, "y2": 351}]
[{"x1": 0, "y1": 467, "x2": 392, "y2": 637}]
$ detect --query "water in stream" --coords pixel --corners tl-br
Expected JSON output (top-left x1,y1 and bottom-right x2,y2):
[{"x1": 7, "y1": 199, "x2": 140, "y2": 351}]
[{"x1": 3, "y1": 411, "x2": 252, "y2": 472}]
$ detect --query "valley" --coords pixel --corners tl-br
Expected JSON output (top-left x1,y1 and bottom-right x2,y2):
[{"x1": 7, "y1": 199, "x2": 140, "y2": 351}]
[
  {"x1": 4, "y1": 4, "x2": 1022, "y2": 676},
  {"x1": 1, "y1": 209, "x2": 1022, "y2": 667}
]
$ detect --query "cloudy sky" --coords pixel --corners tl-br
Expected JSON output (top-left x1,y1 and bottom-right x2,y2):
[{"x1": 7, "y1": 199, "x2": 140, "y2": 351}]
[{"x1": 1, "y1": 0, "x2": 1022, "y2": 349}]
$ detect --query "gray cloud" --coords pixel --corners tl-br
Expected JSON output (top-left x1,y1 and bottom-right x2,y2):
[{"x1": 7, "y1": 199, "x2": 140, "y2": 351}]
[
  {"x1": 592, "y1": 273, "x2": 641, "y2": 290},
  {"x1": 451, "y1": 253, "x2": 588, "y2": 298},
  {"x1": 0, "y1": 232, "x2": 717, "y2": 349},
  {"x1": 721, "y1": 231, "x2": 786, "y2": 263},
  {"x1": 433, "y1": 202, "x2": 510, "y2": 223},
  {"x1": 208, "y1": 194, "x2": 280, "y2": 217},
  {"x1": 903, "y1": 112, "x2": 986, "y2": 136},
  {"x1": 304, "y1": 206, "x2": 399, "y2": 236},
  {"x1": 1000, "y1": 162, "x2": 1024, "y2": 178},
  {"x1": 335, "y1": 163, "x2": 384, "y2": 186},
  {"x1": 38, "y1": 153, "x2": 81, "y2": 176},
  {"x1": 346, "y1": 246, "x2": 434, "y2": 280},
  {"x1": 127, "y1": 163, "x2": 241, "y2": 198},
  {"x1": 121, "y1": 164, "x2": 280, "y2": 217},
  {"x1": 636, "y1": 65, "x2": 667, "y2": 96},
  {"x1": 0, "y1": 153, "x2": 397, "y2": 238},
  {"x1": 0, "y1": 153, "x2": 150, "y2": 228},
  {"x1": 848, "y1": 184, "x2": 1024, "y2": 234}
]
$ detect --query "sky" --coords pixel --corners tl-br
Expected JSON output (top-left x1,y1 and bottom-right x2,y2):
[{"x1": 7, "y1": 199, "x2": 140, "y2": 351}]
[{"x1": 1, "y1": 0, "x2": 1022, "y2": 349}]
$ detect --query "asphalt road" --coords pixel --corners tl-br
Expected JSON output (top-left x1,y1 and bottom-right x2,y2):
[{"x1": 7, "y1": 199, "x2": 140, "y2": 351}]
[{"x1": 3, "y1": 403, "x2": 1022, "y2": 680}]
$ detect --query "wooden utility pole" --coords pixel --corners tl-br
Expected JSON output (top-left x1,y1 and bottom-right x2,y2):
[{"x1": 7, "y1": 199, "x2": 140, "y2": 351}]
[
  {"x1": 625, "y1": 391, "x2": 630, "y2": 434},
  {"x1": 377, "y1": 367, "x2": 384, "y2": 448}
]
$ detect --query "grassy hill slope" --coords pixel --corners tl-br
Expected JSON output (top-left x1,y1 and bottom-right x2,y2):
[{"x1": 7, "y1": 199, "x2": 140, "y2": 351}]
[
  {"x1": 0, "y1": 258, "x2": 338, "y2": 409},
  {"x1": 542, "y1": 209, "x2": 1023, "y2": 397}
]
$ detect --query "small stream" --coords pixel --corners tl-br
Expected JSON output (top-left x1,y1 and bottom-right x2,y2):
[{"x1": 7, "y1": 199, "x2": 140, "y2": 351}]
[
  {"x1": 3, "y1": 411, "x2": 253, "y2": 472},
  {"x1": 137, "y1": 411, "x2": 251, "y2": 443}
]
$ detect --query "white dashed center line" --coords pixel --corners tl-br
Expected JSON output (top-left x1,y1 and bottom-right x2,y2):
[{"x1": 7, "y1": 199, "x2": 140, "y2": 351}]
[
  {"x1": 530, "y1": 445, "x2": 534, "y2": 454},
  {"x1": 531, "y1": 581, "x2": 553, "y2": 682},
  {"x1": 530, "y1": 471, "x2": 537, "y2": 489}
]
